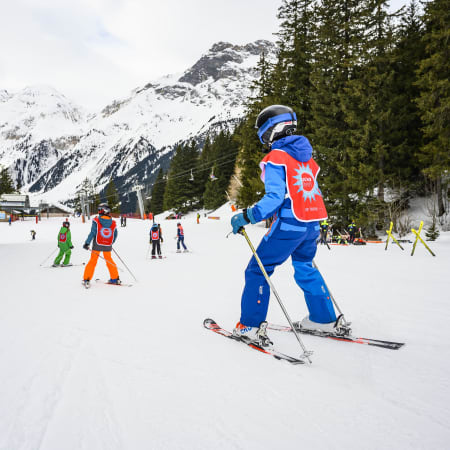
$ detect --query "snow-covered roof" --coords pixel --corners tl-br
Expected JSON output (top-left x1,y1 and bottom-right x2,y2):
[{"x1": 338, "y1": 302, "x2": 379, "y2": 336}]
[{"x1": 0, "y1": 194, "x2": 28, "y2": 202}]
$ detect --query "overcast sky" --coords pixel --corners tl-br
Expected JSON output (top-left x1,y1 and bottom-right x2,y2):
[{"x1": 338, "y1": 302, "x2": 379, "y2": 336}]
[{"x1": 0, "y1": 0, "x2": 409, "y2": 111}]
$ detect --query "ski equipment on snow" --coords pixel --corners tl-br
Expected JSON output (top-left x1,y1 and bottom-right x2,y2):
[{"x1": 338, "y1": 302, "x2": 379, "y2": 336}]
[
  {"x1": 267, "y1": 322, "x2": 405, "y2": 350},
  {"x1": 203, "y1": 319, "x2": 305, "y2": 365},
  {"x1": 95, "y1": 279, "x2": 133, "y2": 287}
]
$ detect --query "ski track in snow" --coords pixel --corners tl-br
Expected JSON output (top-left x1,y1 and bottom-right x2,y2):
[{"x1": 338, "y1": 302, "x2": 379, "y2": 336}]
[{"x1": 0, "y1": 208, "x2": 449, "y2": 450}]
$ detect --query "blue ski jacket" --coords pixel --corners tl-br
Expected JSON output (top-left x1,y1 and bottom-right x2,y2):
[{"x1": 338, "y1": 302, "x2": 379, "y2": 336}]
[{"x1": 249, "y1": 135, "x2": 313, "y2": 223}]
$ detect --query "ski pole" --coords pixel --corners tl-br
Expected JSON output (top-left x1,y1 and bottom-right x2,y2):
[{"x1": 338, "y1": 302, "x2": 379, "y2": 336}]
[
  {"x1": 312, "y1": 260, "x2": 350, "y2": 327},
  {"x1": 112, "y1": 248, "x2": 138, "y2": 282},
  {"x1": 39, "y1": 248, "x2": 58, "y2": 266},
  {"x1": 88, "y1": 249, "x2": 125, "y2": 273},
  {"x1": 239, "y1": 228, "x2": 313, "y2": 364},
  {"x1": 146, "y1": 243, "x2": 151, "y2": 259}
]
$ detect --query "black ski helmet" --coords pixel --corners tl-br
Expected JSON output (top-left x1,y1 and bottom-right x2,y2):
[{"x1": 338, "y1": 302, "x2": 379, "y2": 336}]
[
  {"x1": 98, "y1": 203, "x2": 111, "y2": 215},
  {"x1": 255, "y1": 105, "x2": 297, "y2": 146},
  {"x1": 63, "y1": 221, "x2": 70, "y2": 228}
]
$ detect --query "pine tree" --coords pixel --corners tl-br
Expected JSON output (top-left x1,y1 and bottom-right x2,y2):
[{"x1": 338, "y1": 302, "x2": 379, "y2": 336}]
[
  {"x1": 276, "y1": 0, "x2": 316, "y2": 134},
  {"x1": 105, "y1": 179, "x2": 120, "y2": 213},
  {"x1": 339, "y1": 0, "x2": 400, "y2": 229},
  {"x1": 76, "y1": 178, "x2": 96, "y2": 215},
  {"x1": 163, "y1": 142, "x2": 200, "y2": 213},
  {"x1": 415, "y1": 0, "x2": 450, "y2": 216},
  {"x1": 94, "y1": 193, "x2": 102, "y2": 213},
  {"x1": 0, "y1": 167, "x2": 15, "y2": 195},
  {"x1": 236, "y1": 52, "x2": 277, "y2": 208},
  {"x1": 425, "y1": 217, "x2": 440, "y2": 241},
  {"x1": 203, "y1": 130, "x2": 239, "y2": 210},
  {"x1": 203, "y1": 164, "x2": 224, "y2": 210},
  {"x1": 194, "y1": 136, "x2": 213, "y2": 205},
  {"x1": 310, "y1": 0, "x2": 366, "y2": 226},
  {"x1": 386, "y1": 0, "x2": 425, "y2": 188},
  {"x1": 149, "y1": 168, "x2": 167, "y2": 214}
]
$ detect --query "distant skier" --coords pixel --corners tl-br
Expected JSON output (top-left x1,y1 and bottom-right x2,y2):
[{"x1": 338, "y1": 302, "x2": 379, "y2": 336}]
[
  {"x1": 348, "y1": 220, "x2": 357, "y2": 244},
  {"x1": 150, "y1": 223, "x2": 163, "y2": 259},
  {"x1": 197, "y1": 212, "x2": 200, "y2": 224},
  {"x1": 8, "y1": 215, "x2": 11, "y2": 226},
  {"x1": 30, "y1": 230, "x2": 36, "y2": 240},
  {"x1": 176, "y1": 222, "x2": 188, "y2": 252},
  {"x1": 230, "y1": 104, "x2": 349, "y2": 345},
  {"x1": 82, "y1": 203, "x2": 119, "y2": 287},
  {"x1": 319, "y1": 219, "x2": 329, "y2": 245},
  {"x1": 53, "y1": 221, "x2": 73, "y2": 266},
  {"x1": 123, "y1": 215, "x2": 127, "y2": 227}
]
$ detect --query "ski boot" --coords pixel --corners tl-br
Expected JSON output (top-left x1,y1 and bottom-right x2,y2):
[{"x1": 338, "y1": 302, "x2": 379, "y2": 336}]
[
  {"x1": 158, "y1": 255, "x2": 163, "y2": 259},
  {"x1": 108, "y1": 278, "x2": 121, "y2": 285},
  {"x1": 152, "y1": 255, "x2": 157, "y2": 259},
  {"x1": 233, "y1": 321, "x2": 273, "y2": 347},
  {"x1": 82, "y1": 279, "x2": 90, "y2": 289},
  {"x1": 52, "y1": 263, "x2": 60, "y2": 267},
  {"x1": 295, "y1": 314, "x2": 351, "y2": 336},
  {"x1": 183, "y1": 249, "x2": 189, "y2": 253}
]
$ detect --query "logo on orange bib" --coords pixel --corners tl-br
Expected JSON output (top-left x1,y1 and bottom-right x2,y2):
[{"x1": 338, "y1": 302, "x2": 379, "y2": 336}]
[
  {"x1": 100, "y1": 228, "x2": 112, "y2": 239},
  {"x1": 293, "y1": 163, "x2": 322, "y2": 202}
]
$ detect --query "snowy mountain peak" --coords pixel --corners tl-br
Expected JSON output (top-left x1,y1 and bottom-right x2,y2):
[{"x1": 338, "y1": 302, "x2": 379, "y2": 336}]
[
  {"x1": 1, "y1": 85, "x2": 85, "y2": 124},
  {"x1": 179, "y1": 39, "x2": 275, "y2": 85}
]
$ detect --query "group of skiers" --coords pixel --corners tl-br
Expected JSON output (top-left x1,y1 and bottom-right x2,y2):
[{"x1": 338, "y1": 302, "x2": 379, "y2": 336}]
[
  {"x1": 319, "y1": 220, "x2": 361, "y2": 245},
  {"x1": 48, "y1": 204, "x2": 189, "y2": 287}
]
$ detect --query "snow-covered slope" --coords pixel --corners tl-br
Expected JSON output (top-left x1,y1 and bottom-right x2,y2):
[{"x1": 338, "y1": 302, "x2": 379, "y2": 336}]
[
  {"x1": 0, "y1": 40, "x2": 275, "y2": 203},
  {"x1": 0, "y1": 212, "x2": 449, "y2": 449}
]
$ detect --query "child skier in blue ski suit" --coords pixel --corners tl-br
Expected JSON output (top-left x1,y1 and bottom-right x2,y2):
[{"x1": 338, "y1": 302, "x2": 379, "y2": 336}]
[
  {"x1": 176, "y1": 223, "x2": 188, "y2": 252},
  {"x1": 231, "y1": 105, "x2": 346, "y2": 344}
]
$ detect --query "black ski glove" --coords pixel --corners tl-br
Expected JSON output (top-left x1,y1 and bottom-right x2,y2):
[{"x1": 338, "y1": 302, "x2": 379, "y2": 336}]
[
  {"x1": 70, "y1": 245, "x2": 74, "y2": 249},
  {"x1": 83, "y1": 243, "x2": 90, "y2": 250},
  {"x1": 160, "y1": 237, "x2": 164, "y2": 243}
]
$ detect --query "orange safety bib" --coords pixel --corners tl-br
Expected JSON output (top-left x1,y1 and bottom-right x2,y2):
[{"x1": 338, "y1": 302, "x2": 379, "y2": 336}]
[
  {"x1": 94, "y1": 217, "x2": 116, "y2": 246},
  {"x1": 260, "y1": 149, "x2": 328, "y2": 222}
]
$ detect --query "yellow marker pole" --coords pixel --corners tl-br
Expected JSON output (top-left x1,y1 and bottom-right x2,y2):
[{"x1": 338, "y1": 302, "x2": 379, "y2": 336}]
[
  {"x1": 385, "y1": 222, "x2": 393, "y2": 250},
  {"x1": 386, "y1": 222, "x2": 404, "y2": 251},
  {"x1": 411, "y1": 222, "x2": 436, "y2": 257},
  {"x1": 411, "y1": 221, "x2": 423, "y2": 256}
]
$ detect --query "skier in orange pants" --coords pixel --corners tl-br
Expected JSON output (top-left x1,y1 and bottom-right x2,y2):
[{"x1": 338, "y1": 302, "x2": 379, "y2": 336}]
[{"x1": 82, "y1": 203, "x2": 119, "y2": 288}]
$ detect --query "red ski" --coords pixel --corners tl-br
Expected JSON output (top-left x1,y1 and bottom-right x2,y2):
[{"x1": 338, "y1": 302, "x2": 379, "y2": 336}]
[
  {"x1": 203, "y1": 318, "x2": 306, "y2": 365},
  {"x1": 267, "y1": 323, "x2": 405, "y2": 350}
]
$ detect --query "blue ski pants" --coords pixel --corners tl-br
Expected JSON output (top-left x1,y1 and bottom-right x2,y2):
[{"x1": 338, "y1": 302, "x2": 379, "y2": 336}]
[
  {"x1": 240, "y1": 220, "x2": 337, "y2": 327},
  {"x1": 177, "y1": 236, "x2": 187, "y2": 250}
]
